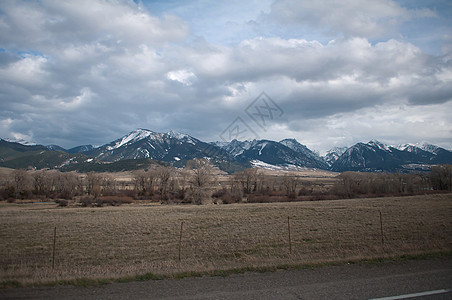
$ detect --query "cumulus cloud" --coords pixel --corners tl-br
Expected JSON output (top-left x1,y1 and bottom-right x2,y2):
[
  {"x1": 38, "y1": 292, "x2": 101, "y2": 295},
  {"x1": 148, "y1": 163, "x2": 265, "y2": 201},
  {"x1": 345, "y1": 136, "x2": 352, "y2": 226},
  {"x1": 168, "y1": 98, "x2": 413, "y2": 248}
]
[
  {"x1": 265, "y1": 0, "x2": 433, "y2": 38},
  {"x1": 166, "y1": 69, "x2": 197, "y2": 86},
  {"x1": 0, "y1": 0, "x2": 189, "y2": 49},
  {"x1": 0, "y1": 0, "x2": 451, "y2": 152}
]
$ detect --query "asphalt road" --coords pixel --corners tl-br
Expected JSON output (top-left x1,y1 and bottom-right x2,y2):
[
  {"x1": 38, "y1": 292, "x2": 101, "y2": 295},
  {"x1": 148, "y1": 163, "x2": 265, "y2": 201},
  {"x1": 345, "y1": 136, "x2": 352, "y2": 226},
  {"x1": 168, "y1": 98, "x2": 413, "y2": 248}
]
[{"x1": 1, "y1": 258, "x2": 451, "y2": 300}]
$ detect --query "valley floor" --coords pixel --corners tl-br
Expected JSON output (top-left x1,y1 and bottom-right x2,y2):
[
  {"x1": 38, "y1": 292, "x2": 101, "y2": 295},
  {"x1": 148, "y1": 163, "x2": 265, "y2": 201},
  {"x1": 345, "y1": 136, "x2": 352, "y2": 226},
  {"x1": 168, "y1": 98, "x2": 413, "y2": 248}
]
[{"x1": 0, "y1": 193, "x2": 451, "y2": 286}]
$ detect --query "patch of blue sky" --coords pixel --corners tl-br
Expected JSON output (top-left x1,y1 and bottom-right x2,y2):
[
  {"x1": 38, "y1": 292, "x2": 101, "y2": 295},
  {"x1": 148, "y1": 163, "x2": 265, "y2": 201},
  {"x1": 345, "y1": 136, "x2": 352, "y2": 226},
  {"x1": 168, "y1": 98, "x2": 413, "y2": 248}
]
[
  {"x1": 395, "y1": 0, "x2": 452, "y2": 55},
  {"x1": 142, "y1": 0, "x2": 273, "y2": 45},
  {"x1": 17, "y1": 50, "x2": 46, "y2": 58},
  {"x1": 140, "y1": 0, "x2": 450, "y2": 54}
]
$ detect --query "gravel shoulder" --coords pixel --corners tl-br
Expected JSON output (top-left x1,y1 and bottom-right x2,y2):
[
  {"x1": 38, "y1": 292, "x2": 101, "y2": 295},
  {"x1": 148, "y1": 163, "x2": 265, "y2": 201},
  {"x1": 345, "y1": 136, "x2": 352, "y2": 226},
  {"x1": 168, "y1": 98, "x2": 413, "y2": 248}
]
[{"x1": 1, "y1": 257, "x2": 451, "y2": 300}]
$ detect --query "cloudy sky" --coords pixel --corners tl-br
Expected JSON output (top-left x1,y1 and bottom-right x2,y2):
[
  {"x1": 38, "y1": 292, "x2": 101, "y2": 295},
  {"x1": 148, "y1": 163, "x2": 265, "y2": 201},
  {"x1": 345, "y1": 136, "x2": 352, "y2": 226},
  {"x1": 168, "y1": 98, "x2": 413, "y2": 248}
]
[{"x1": 0, "y1": 0, "x2": 451, "y2": 153}]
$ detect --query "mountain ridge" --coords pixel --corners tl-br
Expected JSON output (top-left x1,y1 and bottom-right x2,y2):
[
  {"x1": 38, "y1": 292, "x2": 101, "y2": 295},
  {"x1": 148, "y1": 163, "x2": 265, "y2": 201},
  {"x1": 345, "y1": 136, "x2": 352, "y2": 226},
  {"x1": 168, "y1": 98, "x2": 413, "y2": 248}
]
[
  {"x1": 1, "y1": 132, "x2": 451, "y2": 173},
  {"x1": 331, "y1": 139, "x2": 452, "y2": 172}
]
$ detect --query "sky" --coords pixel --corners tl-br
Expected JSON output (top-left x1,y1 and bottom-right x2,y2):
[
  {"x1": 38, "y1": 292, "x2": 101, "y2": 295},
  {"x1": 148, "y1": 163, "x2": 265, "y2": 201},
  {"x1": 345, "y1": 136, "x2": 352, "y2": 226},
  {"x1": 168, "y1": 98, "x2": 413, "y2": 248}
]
[{"x1": 0, "y1": 0, "x2": 451, "y2": 154}]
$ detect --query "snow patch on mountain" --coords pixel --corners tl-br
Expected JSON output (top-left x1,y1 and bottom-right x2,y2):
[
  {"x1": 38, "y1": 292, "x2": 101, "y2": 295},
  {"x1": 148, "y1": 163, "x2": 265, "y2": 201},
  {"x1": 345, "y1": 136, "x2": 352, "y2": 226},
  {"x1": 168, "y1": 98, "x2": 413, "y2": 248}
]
[
  {"x1": 250, "y1": 160, "x2": 310, "y2": 171},
  {"x1": 258, "y1": 142, "x2": 267, "y2": 155},
  {"x1": 46, "y1": 145, "x2": 66, "y2": 151},
  {"x1": 216, "y1": 139, "x2": 256, "y2": 157},
  {"x1": 250, "y1": 160, "x2": 283, "y2": 170}
]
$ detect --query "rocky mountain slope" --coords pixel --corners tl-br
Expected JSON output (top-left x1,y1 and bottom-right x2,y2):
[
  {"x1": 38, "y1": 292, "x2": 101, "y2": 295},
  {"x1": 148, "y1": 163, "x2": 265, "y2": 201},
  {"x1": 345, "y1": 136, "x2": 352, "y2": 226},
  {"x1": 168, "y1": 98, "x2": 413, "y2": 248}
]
[
  {"x1": 331, "y1": 140, "x2": 452, "y2": 172},
  {"x1": 1, "y1": 131, "x2": 451, "y2": 173}
]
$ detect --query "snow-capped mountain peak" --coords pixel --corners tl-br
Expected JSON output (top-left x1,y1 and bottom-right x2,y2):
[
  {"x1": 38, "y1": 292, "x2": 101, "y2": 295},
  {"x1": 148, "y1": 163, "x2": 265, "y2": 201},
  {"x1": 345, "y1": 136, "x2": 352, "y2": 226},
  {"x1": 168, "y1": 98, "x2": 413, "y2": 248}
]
[
  {"x1": 396, "y1": 143, "x2": 414, "y2": 152},
  {"x1": 332, "y1": 139, "x2": 452, "y2": 172},
  {"x1": 279, "y1": 138, "x2": 302, "y2": 150},
  {"x1": 416, "y1": 142, "x2": 442, "y2": 155},
  {"x1": 107, "y1": 129, "x2": 156, "y2": 150},
  {"x1": 323, "y1": 146, "x2": 348, "y2": 166},
  {"x1": 3, "y1": 137, "x2": 37, "y2": 146},
  {"x1": 2, "y1": 127, "x2": 451, "y2": 173},
  {"x1": 214, "y1": 138, "x2": 328, "y2": 169},
  {"x1": 326, "y1": 147, "x2": 348, "y2": 156},
  {"x1": 215, "y1": 139, "x2": 257, "y2": 157},
  {"x1": 166, "y1": 130, "x2": 187, "y2": 140},
  {"x1": 368, "y1": 139, "x2": 391, "y2": 151},
  {"x1": 280, "y1": 138, "x2": 309, "y2": 153},
  {"x1": 165, "y1": 130, "x2": 198, "y2": 145},
  {"x1": 280, "y1": 138, "x2": 325, "y2": 164},
  {"x1": 395, "y1": 142, "x2": 443, "y2": 155}
]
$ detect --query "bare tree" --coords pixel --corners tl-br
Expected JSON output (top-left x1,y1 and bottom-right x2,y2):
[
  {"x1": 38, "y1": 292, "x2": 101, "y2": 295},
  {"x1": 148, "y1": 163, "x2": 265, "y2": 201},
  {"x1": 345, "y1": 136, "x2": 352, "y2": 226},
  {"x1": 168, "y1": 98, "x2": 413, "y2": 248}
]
[
  {"x1": 156, "y1": 166, "x2": 172, "y2": 200},
  {"x1": 102, "y1": 174, "x2": 116, "y2": 196},
  {"x1": 54, "y1": 171, "x2": 80, "y2": 199},
  {"x1": 13, "y1": 169, "x2": 32, "y2": 199},
  {"x1": 282, "y1": 173, "x2": 299, "y2": 195},
  {"x1": 33, "y1": 170, "x2": 53, "y2": 197},
  {"x1": 0, "y1": 171, "x2": 15, "y2": 200},
  {"x1": 255, "y1": 170, "x2": 266, "y2": 193},
  {"x1": 177, "y1": 169, "x2": 188, "y2": 191},
  {"x1": 133, "y1": 169, "x2": 159, "y2": 199},
  {"x1": 86, "y1": 172, "x2": 103, "y2": 197},
  {"x1": 133, "y1": 170, "x2": 148, "y2": 196},
  {"x1": 186, "y1": 159, "x2": 215, "y2": 204},
  {"x1": 234, "y1": 168, "x2": 258, "y2": 194}
]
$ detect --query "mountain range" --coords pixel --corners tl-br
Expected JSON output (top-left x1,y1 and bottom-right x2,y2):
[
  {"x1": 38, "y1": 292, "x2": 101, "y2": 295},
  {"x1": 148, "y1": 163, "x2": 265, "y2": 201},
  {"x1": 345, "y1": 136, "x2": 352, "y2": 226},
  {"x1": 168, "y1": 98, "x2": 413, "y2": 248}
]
[{"x1": 1, "y1": 129, "x2": 451, "y2": 173}]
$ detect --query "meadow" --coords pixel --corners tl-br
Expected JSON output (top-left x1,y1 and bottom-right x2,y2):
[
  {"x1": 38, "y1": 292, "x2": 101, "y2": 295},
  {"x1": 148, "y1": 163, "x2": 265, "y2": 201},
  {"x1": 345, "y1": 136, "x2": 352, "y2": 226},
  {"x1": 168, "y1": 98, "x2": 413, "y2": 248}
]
[{"x1": 0, "y1": 193, "x2": 451, "y2": 286}]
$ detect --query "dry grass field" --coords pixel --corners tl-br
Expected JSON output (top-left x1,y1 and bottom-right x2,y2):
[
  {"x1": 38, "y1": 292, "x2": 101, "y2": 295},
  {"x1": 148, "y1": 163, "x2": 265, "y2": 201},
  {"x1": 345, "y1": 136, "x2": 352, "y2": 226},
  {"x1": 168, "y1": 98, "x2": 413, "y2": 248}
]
[
  {"x1": 0, "y1": 167, "x2": 14, "y2": 177},
  {"x1": 99, "y1": 168, "x2": 340, "y2": 192},
  {"x1": 0, "y1": 193, "x2": 451, "y2": 286}
]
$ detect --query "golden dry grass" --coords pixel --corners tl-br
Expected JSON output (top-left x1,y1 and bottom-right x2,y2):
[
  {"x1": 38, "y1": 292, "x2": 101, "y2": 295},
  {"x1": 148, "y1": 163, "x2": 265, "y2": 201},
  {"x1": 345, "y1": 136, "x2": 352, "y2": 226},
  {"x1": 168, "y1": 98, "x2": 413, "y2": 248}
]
[
  {"x1": 0, "y1": 193, "x2": 451, "y2": 285},
  {"x1": 104, "y1": 168, "x2": 340, "y2": 192},
  {"x1": 0, "y1": 167, "x2": 14, "y2": 177}
]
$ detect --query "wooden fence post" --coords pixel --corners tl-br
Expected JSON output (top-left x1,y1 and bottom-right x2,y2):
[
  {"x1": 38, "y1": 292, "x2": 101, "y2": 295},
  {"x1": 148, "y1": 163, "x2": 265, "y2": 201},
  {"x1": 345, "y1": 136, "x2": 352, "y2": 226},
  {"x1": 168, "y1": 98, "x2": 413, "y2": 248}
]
[
  {"x1": 288, "y1": 216, "x2": 292, "y2": 255},
  {"x1": 52, "y1": 226, "x2": 56, "y2": 270},
  {"x1": 179, "y1": 221, "x2": 184, "y2": 262},
  {"x1": 379, "y1": 210, "x2": 384, "y2": 248}
]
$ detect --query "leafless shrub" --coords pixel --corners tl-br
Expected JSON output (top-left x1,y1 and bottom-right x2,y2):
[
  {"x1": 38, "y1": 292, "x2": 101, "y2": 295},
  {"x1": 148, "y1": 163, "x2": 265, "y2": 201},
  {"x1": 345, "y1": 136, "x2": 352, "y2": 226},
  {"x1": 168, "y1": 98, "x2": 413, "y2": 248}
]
[
  {"x1": 56, "y1": 199, "x2": 68, "y2": 207},
  {"x1": 431, "y1": 164, "x2": 452, "y2": 191},
  {"x1": 97, "y1": 196, "x2": 133, "y2": 206},
  {"x1": 247, "y1": 194, "x2": 288, "y2": 203},
  {"x1": 0, "y1": 185, "x2": 15, "y2": 201},
  {"x1": 332, "y1": 171, "x2": 434, "y2": 199},
  {"x1": 212, "y1": 188, "x2": 241, "y2": 204},
  {"x1": 79, "y1": 197, "x2": 93, "y2": 207}
]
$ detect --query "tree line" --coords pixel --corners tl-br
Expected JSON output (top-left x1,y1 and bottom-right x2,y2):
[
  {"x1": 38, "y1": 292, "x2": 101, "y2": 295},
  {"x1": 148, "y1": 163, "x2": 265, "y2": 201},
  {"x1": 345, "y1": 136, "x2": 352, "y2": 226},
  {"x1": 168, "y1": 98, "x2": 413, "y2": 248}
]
[{"x1": 1, "y1": 162, "x2": 451, "y2": 205}]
